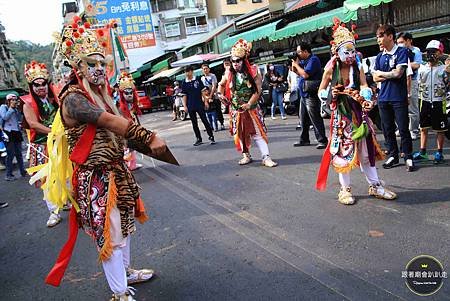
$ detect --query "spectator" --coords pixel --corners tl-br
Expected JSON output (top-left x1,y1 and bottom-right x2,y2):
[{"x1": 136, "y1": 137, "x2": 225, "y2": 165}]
[
  {"x1": 173, "y1": 81, "x2": 183, "y2": 119},
  {"x1": 201, "y1": 63, "x2": 225, "y2": 130},
  {"x1": 202, "y1": 86, "x2": 218, "y2": 131},
  {"x1": 292, "y1": 42, "x2": 327, "y2": 149},
  {"x1": 265, "y1": 63, "x2": 286, "y2": 119},
  {"x1": 413, "y1": 40, "x2": 448, "y2": 164},
  {"x1": 397, "y1": 32, "x2": 422, "y2": 140},
  {"x1": 373, "y1": 24, "x2": 415, "y2": 172},
  {"x1": 181, "y1": 65, "x2": 215, "y2": 146},
  {"x1": 0, "y1": 94, "x2": 26, "y2": 180}
]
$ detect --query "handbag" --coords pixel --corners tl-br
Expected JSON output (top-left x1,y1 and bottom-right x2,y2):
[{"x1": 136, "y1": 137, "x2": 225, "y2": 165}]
[
  {"x1": 275, "y1": 82, "x2": 288, "y2": 93},
  {"x1": 302, "y1": 79, "x2": 321, "y2": 94}
]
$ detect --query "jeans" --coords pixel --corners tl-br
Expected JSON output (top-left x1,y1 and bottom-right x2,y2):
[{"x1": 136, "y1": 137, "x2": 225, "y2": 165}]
[
  {"x1": 188, "y1": 108, "x2": 214, "y2": 140},
  {"x1": 271, "y1": 90, "x2": 285, "y2": 117},
  {"x1": 206, "y1": 111, "x2": 218, "y2": 131},
  {"x1": 299, "y1": 95, "x2": 327, "y2": 144},
  {"x1": 6, "y1": 140, "x2": 25, "y2": 177},
  {"x1": 378, "y1": 100, "x2": 412, "y2": 160}
]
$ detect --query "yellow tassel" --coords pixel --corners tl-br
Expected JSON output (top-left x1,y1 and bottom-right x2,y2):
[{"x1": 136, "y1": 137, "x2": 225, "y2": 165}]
[
  {"x1": 99, "y1": 172, "x2": 118, "y2": 262},
  {"x1": 332, "y1": 144, "x2": 360, "y2": 174}
]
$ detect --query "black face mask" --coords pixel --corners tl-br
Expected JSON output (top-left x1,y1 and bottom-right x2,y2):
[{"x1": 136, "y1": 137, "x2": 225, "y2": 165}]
[{"x1": 426, "y1": 51, "x2": 438, "y2": 63}]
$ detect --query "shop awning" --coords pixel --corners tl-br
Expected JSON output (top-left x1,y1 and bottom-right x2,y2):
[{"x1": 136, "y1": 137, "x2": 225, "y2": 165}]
[
  {"x1": 270, "y1": 7, "x2": 357, "y2": 42},
  {"x1": 222, "y1": 20, "x2": 281, "y2": 51},
  {"x1": 143, "y1": 67, "x2": 183, "y2": 84},
  {"x1": 343, "y1": 0, "x2": 392, "y2": 12},
  {"x1": 0, "y1": 90, "x2": 19, "y2": 100},
  {"x1": 178, "y1": 22, "x2": 234, "y2": 55},
  {"x1": 150, "y1": 58, "x2": 170, "y2": 73},
  {"x1": 131, "y1": 70, "x2": 141, "y2": 80}
]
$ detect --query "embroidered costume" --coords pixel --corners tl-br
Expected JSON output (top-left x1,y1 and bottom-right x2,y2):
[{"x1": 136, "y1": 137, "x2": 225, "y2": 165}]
[
  {"x1": 118, "y1": 72, "x2": 143, "y2": 170},
  {"x1": 316, "y1": 20, "x2": 396, "y2": 204},
  {"x1": 22, "y1": 61, "x2": 62, "y2": 227},
  {"x1": 219, "y1": 39, "x2": 277, "y2": 167},
  {"x1": 34, "y1": 17, "x2": 173, "y2": 301}
]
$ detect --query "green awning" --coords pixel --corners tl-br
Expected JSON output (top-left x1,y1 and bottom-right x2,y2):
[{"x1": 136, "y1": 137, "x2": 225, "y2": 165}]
[
  {"x1": 0, "y1": 90, "x2": 19, "y2": 100},
  {"x1": 150, "y1": 58, "x2": 170, "y2": 73},
  {"x1": 137, "y1": 63, "x2": 152, "y2": 73},
  {"x1": 343, "y1": 0, "x2": 392, "y2": 12},
  {"x1": 270, "y1": 7, "x2": 357, "y2": 42},
  {"x1": 222, "y1": 20, "x2": 281, "y2": 51},
  {"x1": 131, "y1": 70, "x2": 141, "y2": 79}
]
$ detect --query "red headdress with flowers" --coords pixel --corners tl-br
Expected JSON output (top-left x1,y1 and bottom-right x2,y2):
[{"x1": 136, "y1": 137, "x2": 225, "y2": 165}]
[
  {"x1": 330, "y1": 18, "x2": 358, "y2": 55},
  {"x1": 24, "y1": 61, "x2": 50, "y2": 83}
]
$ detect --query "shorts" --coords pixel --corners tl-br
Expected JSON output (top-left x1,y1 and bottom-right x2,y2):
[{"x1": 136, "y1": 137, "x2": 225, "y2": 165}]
[{"x1": 419, "y1": 101, "x2": 448, "y2": 131}]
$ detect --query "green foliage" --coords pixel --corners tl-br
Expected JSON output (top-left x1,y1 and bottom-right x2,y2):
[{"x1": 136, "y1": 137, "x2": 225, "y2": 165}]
[{"x1": 8, "y1": 41, "x2": 54, "y2": 89}]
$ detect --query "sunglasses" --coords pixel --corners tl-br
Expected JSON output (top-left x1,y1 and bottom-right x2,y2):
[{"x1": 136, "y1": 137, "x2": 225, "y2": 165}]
[
  {"x1": 123, "y1": 91, "x2": 133, "y2": 95},
  {"x1": 231, "y1": 58, "x2": 243, "y2": 63},
  {"x1": 32, "y1": 81, "x2": 48, "y2": 88}
]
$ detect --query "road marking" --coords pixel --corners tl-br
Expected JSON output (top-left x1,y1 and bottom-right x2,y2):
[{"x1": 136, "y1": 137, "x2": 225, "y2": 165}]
[{"x1": 141, "y1": 161, "x2": 406, "y2": 300}]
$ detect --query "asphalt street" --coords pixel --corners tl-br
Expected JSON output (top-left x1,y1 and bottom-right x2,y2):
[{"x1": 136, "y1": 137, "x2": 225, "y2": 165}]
[{"x1": 1, "y1": 110, "x2": 449, "y2": 301}]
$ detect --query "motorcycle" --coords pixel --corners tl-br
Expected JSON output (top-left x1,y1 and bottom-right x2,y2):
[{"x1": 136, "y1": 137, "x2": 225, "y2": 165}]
[{"x1": 174, "y1": 93, "x2": 188, "y2": 121}]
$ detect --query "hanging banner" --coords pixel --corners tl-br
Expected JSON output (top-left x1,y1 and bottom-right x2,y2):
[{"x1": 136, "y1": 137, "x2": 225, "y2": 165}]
[{"x1": 88, "y1": 0, "x2": 156, "y2": 49}]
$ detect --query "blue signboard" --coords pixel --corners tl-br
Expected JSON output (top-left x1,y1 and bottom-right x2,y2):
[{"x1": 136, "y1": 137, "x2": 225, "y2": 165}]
[{"x1": 89, "y1": 0, "x2": 155, "y2": 49}]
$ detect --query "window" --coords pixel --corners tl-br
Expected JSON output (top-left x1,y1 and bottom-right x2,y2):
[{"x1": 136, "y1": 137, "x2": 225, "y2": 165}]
[
  {"x1": 154, "y1": 26, "x2": 161, "y2": 39},
  {"x1": 184, "y1": 15, "x2": 208, "y2": 35},
  {"x1": 226, "y1": 0, "x2": 237, "y2": 4},
  {"x1": 153, "y1": 0, "x2": 177, "y2": 12},
  {"x1": 164, "y1": 23, "x2": 181, "y2": 37}
]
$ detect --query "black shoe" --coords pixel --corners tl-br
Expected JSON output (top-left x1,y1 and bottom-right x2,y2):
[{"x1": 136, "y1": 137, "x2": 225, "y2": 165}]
[
  {"x1": 293, "y1": 141, "x2": 310, "y2": 147},
  {"x1": 209, "y1": 136, "x2": 216, "y2": 145},
  {"x1": 296, "y1": 125, "x2": 302, "y2": 130},
  {"x1": 405, "y1": 159, "x2": 416, "y2": 172},
  {"x1": 0, "y1": 202, "x2": 8, "y2": 208},
  {"x1": 382, "y1": 156, "x2": 399, "y2": 169},
  {"x1": 316, "y1": 143, "x2": 327, "y2": 149},
  {"x1": 193, "y1": 140, "x2": 203, "y2": 146}
]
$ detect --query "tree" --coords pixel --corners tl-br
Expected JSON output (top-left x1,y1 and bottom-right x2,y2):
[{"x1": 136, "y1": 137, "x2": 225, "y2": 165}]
[{"x1": 8, "y1": 41, "x2": 54, "y2": 89}]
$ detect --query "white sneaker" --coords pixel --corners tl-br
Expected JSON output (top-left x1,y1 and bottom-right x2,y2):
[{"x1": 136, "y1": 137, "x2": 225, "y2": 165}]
[
  {"x1": 110, "y1": 287, "x2": 136, "y2": 301},
  {"x1": 127, "y1": 268, "x2": 154, "y2": 284},
  {"x1": 271, "y1": 116, "x2": 277, "y2": 120},
  {"x1": 281, "y1": 116, "x2": 287, "y2": 120},
  {"x1": 410, "y1": 131, "x2": 418, "y2": 140},
  {"x1": 46, "y1": 212, "x2": 61, "y2": 227},
  {"x1": 395, "y1": 130, "x2": 400, "y2": 137}
]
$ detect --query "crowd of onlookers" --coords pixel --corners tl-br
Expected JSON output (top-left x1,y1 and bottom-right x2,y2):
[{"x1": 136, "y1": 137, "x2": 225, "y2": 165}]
[{"x1": 171, "y1": 24, "x2": 449, "y2": 171}]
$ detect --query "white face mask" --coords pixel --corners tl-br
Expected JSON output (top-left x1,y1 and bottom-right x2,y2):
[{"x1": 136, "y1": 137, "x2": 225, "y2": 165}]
[
  {"x1": 337, "y1": 42, "x2": 356, "y2": 65},
  {"x1": 397, "y1": 42, "x2": 405, "y2": 48},
  {"x1": 269, "y1": 66, "x2": 274, "y2": 71}
]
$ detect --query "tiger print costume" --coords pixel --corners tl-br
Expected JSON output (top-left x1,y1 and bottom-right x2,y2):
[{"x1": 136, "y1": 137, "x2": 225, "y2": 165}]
[{"x1": 60, "y1": 85, "x2": 144, "y2": 259}]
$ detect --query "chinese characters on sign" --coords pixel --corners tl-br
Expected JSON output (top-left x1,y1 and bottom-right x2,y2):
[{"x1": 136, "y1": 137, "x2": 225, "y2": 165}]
[{"x1": 90, "y1": 0, "x2": 155, "y2": 49}]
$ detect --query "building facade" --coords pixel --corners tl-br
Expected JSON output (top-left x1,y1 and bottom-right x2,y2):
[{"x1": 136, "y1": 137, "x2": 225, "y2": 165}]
[{"x1": 0, "y1": 23, "x2": 19, "y2": 90}]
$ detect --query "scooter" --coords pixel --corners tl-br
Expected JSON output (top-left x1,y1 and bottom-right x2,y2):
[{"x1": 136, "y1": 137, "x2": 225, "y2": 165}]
[
  {"x1": 283, "y1": 90, "x2": 299, "y2": 116},
  {"x1": 174, "y1": 93, "x2": 188, "y2": 121}
]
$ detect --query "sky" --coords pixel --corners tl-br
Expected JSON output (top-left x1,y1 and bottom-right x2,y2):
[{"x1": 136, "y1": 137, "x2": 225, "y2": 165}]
[{"x1": 0, "y1": 0, "x2": 65, "y2": 45}]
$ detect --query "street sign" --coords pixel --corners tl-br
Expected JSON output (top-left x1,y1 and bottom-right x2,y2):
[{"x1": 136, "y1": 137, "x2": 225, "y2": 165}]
[{"x1": 89, "y1": 0, "x2": 156, "y2": 49}]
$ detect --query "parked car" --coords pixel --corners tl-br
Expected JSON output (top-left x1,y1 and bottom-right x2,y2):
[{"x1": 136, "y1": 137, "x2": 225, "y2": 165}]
[{"x1": 137, "y1": 90, "x2": 152, "y2": 113}]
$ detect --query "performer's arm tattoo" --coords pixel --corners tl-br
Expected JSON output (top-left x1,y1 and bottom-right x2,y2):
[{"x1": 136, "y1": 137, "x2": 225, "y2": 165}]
[{"x1": 64, "y1": 93, "x2": 105, "y2": 124}]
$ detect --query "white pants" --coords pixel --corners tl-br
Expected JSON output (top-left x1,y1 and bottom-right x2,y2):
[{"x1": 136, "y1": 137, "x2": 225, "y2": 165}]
[
  {"x1": 239, "y1": 117, "x2": 270, "y2": 159},
  {"x1": 338, "y1": 139, "x2": 380, "y2": 187},
  {"x1": 45, "y1": 200, "x2": 58, "y2": 213},
  {"x1": 102, "y1": 236, "x2": 131, "y2": 294}
]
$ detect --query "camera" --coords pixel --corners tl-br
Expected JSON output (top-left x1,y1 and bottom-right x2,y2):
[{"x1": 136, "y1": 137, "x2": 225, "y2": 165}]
[{"x1": 287, "y1": 51, "x2": 298, "y2": 61}]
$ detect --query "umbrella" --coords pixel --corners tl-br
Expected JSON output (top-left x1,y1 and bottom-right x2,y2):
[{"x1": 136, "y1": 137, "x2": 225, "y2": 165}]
[{"x1": 171, "y1": 54, "x2": 223, "y2": 67}]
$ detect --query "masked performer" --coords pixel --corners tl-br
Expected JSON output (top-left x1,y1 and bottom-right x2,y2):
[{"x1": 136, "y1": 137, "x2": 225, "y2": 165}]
[
  {"x1": 217, "y1": 39, "x2": 277, "y2": 167},
  {"x1": 117, "y1": 72, "x2": 143, "y2": 171},
  {"x1": 22, "y1": 62, "x2": 62, "y2": 227},
  {"x1": 316, "y1": 21, "x2": 396, "y2": 205},
  {"x1": 43, "y1": 18, "x2": 168, "y2": 301}
]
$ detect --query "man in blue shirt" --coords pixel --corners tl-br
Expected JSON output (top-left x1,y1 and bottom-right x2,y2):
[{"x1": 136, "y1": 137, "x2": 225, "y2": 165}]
[
  {"x1": 0, "y1": 94, "x2": 27, "y2": 180},
  {"x1": 292, "y1": 43, "x2": 327, "y2": 149},
  {"x1": 182, "y1": 65, "x2": 215, "y2": 146},
  {"x1": 373, "y1": 24, "x2": 415, "y2": 172},
  {"x1": 397, "y1": 32, "x2": 423, "y2": 140}
]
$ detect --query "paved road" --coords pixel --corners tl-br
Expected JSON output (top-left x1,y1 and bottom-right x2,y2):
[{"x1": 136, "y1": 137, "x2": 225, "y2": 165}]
[{"x1": 1, "y1": 110, "x2": 449, "y2": 301}]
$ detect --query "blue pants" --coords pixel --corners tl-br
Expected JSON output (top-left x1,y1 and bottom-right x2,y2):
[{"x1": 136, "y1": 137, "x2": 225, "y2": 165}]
[
  {"x1": 271, "y1": 90, "x2": 285, "y2": 117},
  {"x1": 378, "y1": 101, "x2": 412, "y2": 160},
  {"x1": 206, "y1": 111, "x2": 218, "y2": 131},
  {"x1": 6, "y1": 140, "x2": 25, "y2": 177}
]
